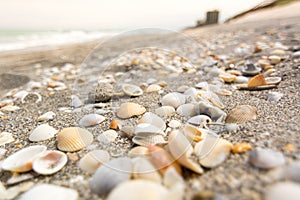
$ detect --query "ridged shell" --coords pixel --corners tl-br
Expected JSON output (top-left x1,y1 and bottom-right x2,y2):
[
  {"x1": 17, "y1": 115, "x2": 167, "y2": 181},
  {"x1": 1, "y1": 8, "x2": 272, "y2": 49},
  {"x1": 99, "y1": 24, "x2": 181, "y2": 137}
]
[
  {"x1": 134, "y1": 123, "x2": 166, "y2": 137},
  {"x1": 90, "y1": 157, "x2": 132, "y2": 196},
  {"x1": 2, "y1": 145, "x2": 47, "y2": 172},
  {"x1": 132, "y1": 135, "x2": 168, "y2": 146},
  {"x1": 197, "y1": 90, "x2": 224, "y2": 109},
  {"x1": 187, "y1": 115, "x2": 212, "y2": 127},
  {"x1": 225, "y1": 105, "x2": 257, "y2": 123},
  {"x1": 78, "y1": 150, "x2": 110, "y2": 174},
  {"x1": 107, "y1": 180, "x2": 168, "y2": 200},
  {"x1": 132, "y1": 157, "x2": 162, "y2": 182},
  {"x1": 138, "y1": 112, "x2": 166, "y2": 131},
  {"x1": 29, "y1": 124, "x2": 58, "y2": 142},
  {"x1": 117, "y1": 102, "x2": 146, "y2": 119},
  {"x1": 122, "y1": 84, "x2": 143, "y2": 96},
  {"x1": 78, "y1": 114, "x2": 105, "y2": 127},
  {"x1": 97, "y1": 130, "x2": 118, "y2": 143},
  {"x1": 57, "y1": 127, "x2": 93, "y2": 152},
  {"x1": 0, "y1": 132, "x2": 14, "y2": 146},
  {"x1": 161, "y1": 92, "x2": 186, "y2": 109},
  {"x1": 155, "y1": 106, "x2": 175, "y2": 117},
  {"x1": 176, "y1": 103, "x2": 197, "y2": 117},
  {"x1": 32, "y1": 150, "x2": 67, "y2": 175}
]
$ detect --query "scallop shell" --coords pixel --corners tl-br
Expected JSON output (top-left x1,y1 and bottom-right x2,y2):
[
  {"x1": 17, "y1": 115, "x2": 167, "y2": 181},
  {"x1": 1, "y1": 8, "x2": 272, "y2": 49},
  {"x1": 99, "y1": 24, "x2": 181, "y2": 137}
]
[
  {"x1": 107, "y1": 180, "x2": 168, "y2": 200},
  {"x1": 128, "y1": 146, "x2": 150, "y2": 158},
  {"x1": 195, "y1": 102, "x2": 227, "y2": 122},
  {"x1": 78, "y1": 114, "x2": 105, "y2": 127},
  {"x1": 2, "y1": 145, "x2": 47, "y2": 172},
  {"x1": 187, "y1": 115, "x2": 212, "y2": 127},
  {"x1": 32, "y1": 150, "x2": 67, "y2": 175},
  {"x1": 132, "y1": 157, "x2": 162, "y2": 182},
  {"x1": 176, "y1": 103, "x2": 197, "y2": 117},
  {"x1": 36, "y1": 111, "x2": 56, "y2": 122},
  {"x1": 117, "y1": 102, "x2": 146, "y2": 119},
  {"x1": 0, "y1": 132, "x2": 14, "y2": 146},
  {"x1": 148, "y1": 145, "x2": 182, "y2": 175},
  {"x1": 155, "y1": 106, "x2": 175, "y2": 117},
  {"x1": 57, "y1": 127, "x2": 94, "y2": 152},
  {"x1": 29, "y1": 124, "x2": 58, "y2": 142},
  {"x1": 78, "y1": 150, "x2": 110, "y2": 174},
  {"x1": 138, "y1": 112, "x2": 166, "y2": 131},
  {"x1": 97, "y1": 130, "x2": 118, "y2": 144},
  {"x1": 19, "y1": 184, "x2": 78, "y2": 200},
  {"x1": 225, "y1": 105, "x2": 257, "y2": 123},
  {"x1": 90, "y1": 157, "x2": 132, "y2": 196},
  {"x1": 122, "y1": 84, "x2": 143, "y2": 96},
  {"x1": 134, "y1": 123, "x2": 166, "y2": 137},
  {"x1": 132, "y1": 135, "x2": 168, "y2": 146},
  {"x1": 161, "y1": 92, "x2": 186, "y2": 109},
  {"x1": 145, "y1": 84, "x2": 162, "y2": 93},
  {"x1": 168, "y1": 130, "x2": 203, "y2": 174}
]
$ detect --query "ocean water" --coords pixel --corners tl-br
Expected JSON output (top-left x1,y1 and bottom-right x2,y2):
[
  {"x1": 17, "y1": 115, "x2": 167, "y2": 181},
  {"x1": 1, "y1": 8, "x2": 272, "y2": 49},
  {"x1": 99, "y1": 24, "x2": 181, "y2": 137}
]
[{"x1": 0, "y1": 29, "x2": 120, "y2": 52}]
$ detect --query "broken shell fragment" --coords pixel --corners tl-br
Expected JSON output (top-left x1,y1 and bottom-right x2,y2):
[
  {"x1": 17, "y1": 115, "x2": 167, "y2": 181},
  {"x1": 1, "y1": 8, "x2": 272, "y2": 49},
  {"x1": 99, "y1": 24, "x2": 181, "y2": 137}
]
[
  {"x1": 128, "y1": 146, "x2": 150, "y2": 158},
  {"x1": 132, "y1": 135, "x2": 168, "y2": 146},
  {"x1": 231, "y1": 142, "x2": 252, "y2": 153},
  {"x1": 134, "y1": 123, "x2": 166, "y2": 137},
  {"x1": 32, "y1": 150, "x2": 67, "y2": 175},
  {"x1": 187, "y1": 115, "x2": 212, "y2": 127},
  {"x1": 225, "y1": 105, "x2": 257, "y2": 123},
  {"x1": 155, "y1": 106, "x2": 175, "y2": 117},
  {"x1": 97, "y1": 130, "x2": 118, "y2": 144},
  {"x1": 78, "y1": 150, "x2": 110, "y2": 174},
  {"x1": 0, "y1": 132, "x2": 15, "y2": 146},
  {"x1": 57, "y1": 127, "x2": 93, "y2": 152},
  {"x1": 78, "y1": 114, "x2": 105, "y2": 127},
  {"x1": 138, "y1": 112, "x2": 166, "y2": 131},
  {"x1": 122, "y1": 84, "x2": 143, "y2": 96},
  {"x1": 161, "y1": 92, "x2": 186, "y2": 109},
  {"x1": 195, "y1": 102, "x2": 227, "y2": 122},
  {"x1": 176, "y1": 103, "x2": 197, "y2": 117},
  {"x1": 117, "y1": 102, "x2": 146, "y2": 119},
  {"x1": 29, "y1": 124, "x2": 58, "y2": 142},
  {"x1": 132, "y1": 157, "x2": 162, "y2": 182},
  {"x1": 36, "y1": 111, "x2": 56, "y2": 122}
]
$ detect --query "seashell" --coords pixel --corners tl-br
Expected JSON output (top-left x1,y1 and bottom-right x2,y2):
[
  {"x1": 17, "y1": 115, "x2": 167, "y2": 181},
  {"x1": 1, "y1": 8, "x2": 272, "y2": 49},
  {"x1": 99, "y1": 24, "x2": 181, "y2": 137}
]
[
  {"x1": 271, "y1": 49, "x2": 285, "y2": 55},
  {"x1": 29, "y1": 124, "x2": 58, "y2": 142},
  {"x1": 134, "y1": 123, "x2": 166, "y2": 137},
  {"x1": 78, "y1": 150, "x2": 110, "y2": 174},
  {"x1": 19, "y1": 184, "x2": 78, "y2": 200},
  {"x1": 122, "y1": 84, "x2": 143, "y2": 96},
  {"x1": 2, "y1": 145, "x2": 47, "y2": 172},
  {"x1": 0, "y1": 132, "x2": 14, "y2": 146},
  {"x1": 214, "y1": 88, "x2": 232, "y2": 96},
  {"x1": 161, "y1": 92, "x2": 186, "y2": 109},
  {"x1": 264, "y1": 68, "x2": 276, "y2": 76},
  {"x1": 132, "y1": 135, "x2": 168, "y2": 146},
  {"x1": 183, "y1": 87, "x2": 199, "y2": 102},
  {"x1": 132, "y1": 157, "x2": 162, "y2": 182},
  {"x1": 269, "y1": 55, "x2": 281, "y2": 64},
  {"x1": 267, "y1": 92, "x2": 283, "y2": 102},
  {"x1": 1, "y1": 105, "x2": 20, "y2": 112},
  {"x1": 109, "y1": 119, "x2": 119, "y2": 130},
  {"x1": 225, "y1": 105, "x2": 257, "y2": 123},
  {"x1": 176, "y1": 103, "x2": 197, "y2": 117},
  {"x1": 177, "y1": 85, "x2": 190, "y2": 93},
  {"x1": 78, "y1": 114, "x2": 105, "y2": 127},
  {"x1": 155, "y1": 106, "x2": 175, "y2": 117},
  {"x1": 97, "y1": 130, "x2": 118, "y2": 144},
  {"x1": 163, "y1": 167, "x2": 184, "y2": 188},
  {"x1": 117, "y1": 102, "x2": 146, "y2": 119},
  {"x1": 187, "y1": 115, "x2": 212, "y2": 127},
  {"x1": 195, "y1": 102, "x2": 227, "y2": 122},
  {"x1": 69, "y1": 95, "x2": 83, "y2": 108},
  {"x1": 57, "y1": 127, "x2": 93, "y2": 152},
  {"x1": 138, "y1": 112, "x2": 166, "y2": 131},
  {"x1": 219, "y1": 74, "x2": 236, "y2": 83},
  {"x1": 107, "y1": 180, "x2": 168, "y2": 200},
  {"x1": 168, "y1": 120, "x2": 182, "y2": 129},
  {"x1": 37, "y1": 111, "x2": 56, "y2": 122},
  {"x1": 241, "y1": 63, "x2": 261, "y2": 76},
  {"x1": 128, "y1": 146, "x2": 150, "y2": 158},
  {"x1": 21, "y1": 92, "x2": 42, "y2": 103},
  {"x1": 235, "y1": 76, "x2": 249, "y2": 83},
  {"x1": 120, "y1": 125, "x2": 135, "y2": 139},
  {"x1": 183, "y1": 124, "x2": 209, "y2": 143},
  {"x1": 265, "y1": 182, "x2": 300, "y2": 200},
  {"x1": 145, "y1": 84, "x2": 162, "y2": 93},
  {"x1": 90, "y1": 157, "x2": 132, "y2": 196},
  {"x1": 13, "y1": 90, "x2": 28, "y2": 100},
  {"x1": 168, "y1": 130, "x2": 203, "y2": 174},
  {"x1": 248, "y1": 148, "x2": 286, "y2": 169},
  {"x1": 197, "y1": 90, "x2": 224, "y2": 109},
  {"x1": 231, "y1": 142, "x2": 252, "y2": 153},
  {"x1": 32, "y1": 150, "x2": 67, "y2": 175},
  {"x1": 148, "y1": 145, "x2": 182, "y2": 175},
  {"x1": 247, "y1": 74, "x2": 267, "y2": 87}
]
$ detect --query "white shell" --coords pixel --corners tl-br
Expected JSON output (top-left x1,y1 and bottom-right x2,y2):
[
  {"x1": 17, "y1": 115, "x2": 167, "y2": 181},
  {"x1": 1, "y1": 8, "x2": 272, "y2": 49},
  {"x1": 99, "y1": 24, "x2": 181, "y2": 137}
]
[
  {"x1": 29, "y1": 124, "x2": 58, "y2": 142},
  {"x1": 195, "y1": 102, "x2": 227, "y2": 122},
  {"x1": 176, "y1": 103, "x2": 197, "y2": 117},
  {"x1": 161, "y1": 92, "x2": 186, "y2": 109},
  {"x1": 155, "y1": 106, "x2": 175, "y2": 117},
  {"x1": 32, "y1": 150, "x2": 67, "y2": 175},
  {"x1": 78, "y1": 114, "x2": 106, "y2": 127},
  {"x1": 138, "y1": 112, "x2": 166, "y2": 131},
  {"x1": 122, "y1": 84, "x2": 143, "y2": 96},
  {"x1": 183, "y1": 124, "x2": 209, "y2": 144},
  {"x1": 97, "y1": 130, "x2": 118, "y2": 143},
  {"x1": 132, "y1": 157, "x2": 162, "y2": 182},
  {"x1": 187, "y1": 115, "x2": 212, "y2": 127},
  {"x1": 79, "y1": 150, "x2": 110, "y2": 174},
  {"x1": 19, "y1": 184, "x2": 78, "y2": 200},
  {"x1": 132, "y1": 135, "x2": 168, "y2": 146},
  {"x1": 37, "y1": 111, "x2": 56, "y2": 122},
  {"x1": 1, "y1": 105, "x2": 20, "y2": 112},
  {"x1": 168, "y1": 120, "x2": 182, "y2": 129},
  {"x1": 134, "y1": 123, "x2": 166, "y2": 137},
  {"x1": 21, "y1": 92, "x2": 42, "y2": 103},
  {"x1": 128, "y1": 146, "x2": 150, "y2": 158},
  {"x1": 145, "y1": 84, "x2": 162, "y2": 93},
  {"x1": 2, "y1": 145, "x2": 47, "y2": 172},
  {"x1": 0, "y1": 132, "x2": 14, "y2": 146}
]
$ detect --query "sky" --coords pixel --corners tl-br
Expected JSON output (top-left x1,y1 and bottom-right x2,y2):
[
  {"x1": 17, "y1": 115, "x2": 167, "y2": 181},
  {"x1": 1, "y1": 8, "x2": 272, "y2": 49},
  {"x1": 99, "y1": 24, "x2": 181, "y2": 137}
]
[{"x1": 0, "y1": 0, "x2": 265, "y2": 30}]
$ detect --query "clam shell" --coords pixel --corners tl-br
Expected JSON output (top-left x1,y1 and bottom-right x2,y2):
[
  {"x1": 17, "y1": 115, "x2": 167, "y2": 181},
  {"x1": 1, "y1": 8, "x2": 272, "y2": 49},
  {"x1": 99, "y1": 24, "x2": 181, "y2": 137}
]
[
  {"x1": 32, "y1": 150, "x2": 67, "y2": 175},
  {"x1": 161, "y1": 92, "x2": 186, "y2": 109},
  {"x1": 132, "y1": 135, "x2": 168, "y2": 146},
  {"x1": 2, "y1": 145, "x2": 47, "y2": 172},
  {"x1": 97, "y1": 129, "x2": 118, "y2": 143},
  {"x1": 168, "y1": 130, "x2": 203, "y2": 174},
  {"x1": 145, "y1": 84, "x2": 162, "y2": 93},
  {"x1": 78, "y1": 150, "x2": 110, "y2": 174},
  {"x1": 29, "y1": 124, "x2": 58, "y2": 142},
  {"x1": 122, "y1": 84, "x2": 143, "y2": 96},
  {"x1": 187, "y1": 115, "x2": 212, "y2": 127},
  {"x1": 134, "y1": 123, "x2": 166, "y2": 137},
  {"x1": 195, "y1": 102, "x2": 227, "y2": 122},
  {"x1": 117, "y1": 102, "x2": 146, "y2": 119},
  {"x1": 57, "y1": 127, "x2": 94, "y2": 152},
  {"x1": 138, "y1": 112, "x2": 166, "y2": 131},
  {"x1": 176, "y1": 103, "x2": 197, "y2": 117},
  {"x1": 197, "y1": 90, "x2": 224, "y2": 109},
  {"x1": 168, "y1": 120, "x2": 182, "y2": 129},
  {"x1": 183, "y1": 124, "x2": 208, "y2": 144},
  {"x1": 132, "y1": 157, "x2": 162, "y2": 182},
  {"x1": 36, "y1": 111, "x2": 56, "y2": 122},
  {"x1": 90, "y1": 157, "x2": 132, "y2": 196},
  {"x1": 128, "y1": 146, "x2": 150, "y2": 158},
  {"x1": 19, "y1": 184, "x2": 78, "y2": 200},
  {"x1": 155, "y1": 106, "x2": 175, "y2": 117},
  {"x1": 107, "y1": 180, "x2": 168, "y2": 200},
  {"x1": 78, "y1": 114, "x2": 105, "y2": 127},
  {"x1": 247, "y1": 74, "x2": 267, "y2": 87},
  {"x1": 225, "y1": 105, "x2": 257, "y2": 123},
  {"x1": 0, "y1": 132, "x2": 14, "y2": 146}
]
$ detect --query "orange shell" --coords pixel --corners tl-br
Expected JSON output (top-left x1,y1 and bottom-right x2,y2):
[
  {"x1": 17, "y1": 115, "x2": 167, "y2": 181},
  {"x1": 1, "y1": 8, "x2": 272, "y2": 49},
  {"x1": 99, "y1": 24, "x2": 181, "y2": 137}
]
[{"x1": 247, "y1": 74, "x2": 267, "y2": 87}]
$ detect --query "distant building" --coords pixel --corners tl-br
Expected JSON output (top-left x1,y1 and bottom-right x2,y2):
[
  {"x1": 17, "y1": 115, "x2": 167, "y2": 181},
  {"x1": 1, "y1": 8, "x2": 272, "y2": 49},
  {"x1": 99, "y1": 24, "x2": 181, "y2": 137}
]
[{"x1": 196, "y1": 10, "x2": 219, "y2": 27}]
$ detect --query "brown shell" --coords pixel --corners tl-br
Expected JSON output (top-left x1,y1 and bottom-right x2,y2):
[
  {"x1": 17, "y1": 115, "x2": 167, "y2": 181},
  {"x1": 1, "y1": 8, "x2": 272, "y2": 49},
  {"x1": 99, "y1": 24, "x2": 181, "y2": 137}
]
[
  {"x1": 117, "y1": 102, "x2": 146, "y2": 119},
  {"x1": 57, "y1": 127, "x2": 93, "y2": 152},
  {"x1": 225, "y1": 105, "x2": 258, "y2": 123},
  {"x1": 247, "y1": 74, "x2": 267, "y2": 87}
]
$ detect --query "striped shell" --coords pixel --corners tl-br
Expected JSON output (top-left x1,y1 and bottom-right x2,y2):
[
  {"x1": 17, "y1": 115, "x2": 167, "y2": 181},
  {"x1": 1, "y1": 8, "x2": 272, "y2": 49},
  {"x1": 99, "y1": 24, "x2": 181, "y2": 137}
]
[
  {"x1": 225, "y1": 105, "x2": 257, "y2": 123},
  {"x1": 132, "y1": 135, "x2": 168, "y2": 146}
]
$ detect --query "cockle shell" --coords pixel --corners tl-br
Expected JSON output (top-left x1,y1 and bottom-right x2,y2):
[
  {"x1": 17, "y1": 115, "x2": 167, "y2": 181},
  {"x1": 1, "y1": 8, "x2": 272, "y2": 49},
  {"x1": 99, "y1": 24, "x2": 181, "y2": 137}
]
[
  {"x1": 132, "y1": 135, "x2": 168, "y2": 146},
  {"x1": 134, "y1": 123, "x2": 166, "y2": 137},
  {"x1": 225, "y1": 105, "x2": 257, "y2": 123},
  {"x1": 29, "y1": 124, "x2": 58, "y2": 142},
  {"x1": 2, "y1": 145, "x2": 47, "y2": 172},
  {"x1": 19, "y1": 184, "x2": 78, "y2": 200},
  {"x1": 155, "y1": 106, "x2": 175, "y2": 117},
  {"x1": 122, "y1": 84, "x2": 143, "y2": 96},
  {"x1": 161, "y1": 92, "x2": 186, "y2": 109},
  {"x1": 187, "y1": 115, "x2": 212, "y2": 127},
  {"x1": 90, "y1": 157, "x2": 132, "y2": 196},
  {"x1": 78, "y1": 150, "x2": 110, "y2": 174},
  {"x1": 176, "y1": 103, "x2": 197, "y2": 117},
  {"x1": 117, "y1": 102, "x2": 146, "y2": 119},
  {"x1": 57, "y1": 127, "x2": 93, "y2": 152},
  {"x1": 168, "y1": 130, "x2": 203, "y2": 174},
  {"x1": 132, "y1": 157, "x2": 162, "y2": 182},
  {"x1": 0, "y1": 132, "x2": 14, "y2": 146},
  {"x1": 138, "y1": 112, "x2": 166, "y2": 131},
  {"x1": 32, "y1": 150, "x2": 67, "y2": 175},
  {"x1": 78, "y1": 114, "x2": 105, "y2": 127},
  {"x1": 36, "y1": 111, "x2": 56, "y2": 122},
  {"x1": 107, "y1": 180, "x2": 168, "y2": 200}
]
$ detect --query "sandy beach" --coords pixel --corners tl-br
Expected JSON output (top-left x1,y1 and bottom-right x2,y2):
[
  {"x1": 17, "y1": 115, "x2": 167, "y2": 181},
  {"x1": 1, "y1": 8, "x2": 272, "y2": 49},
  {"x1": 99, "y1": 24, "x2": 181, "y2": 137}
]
[{"x1": 1, "y1": 2, "x2": 300, "y2": 200}]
